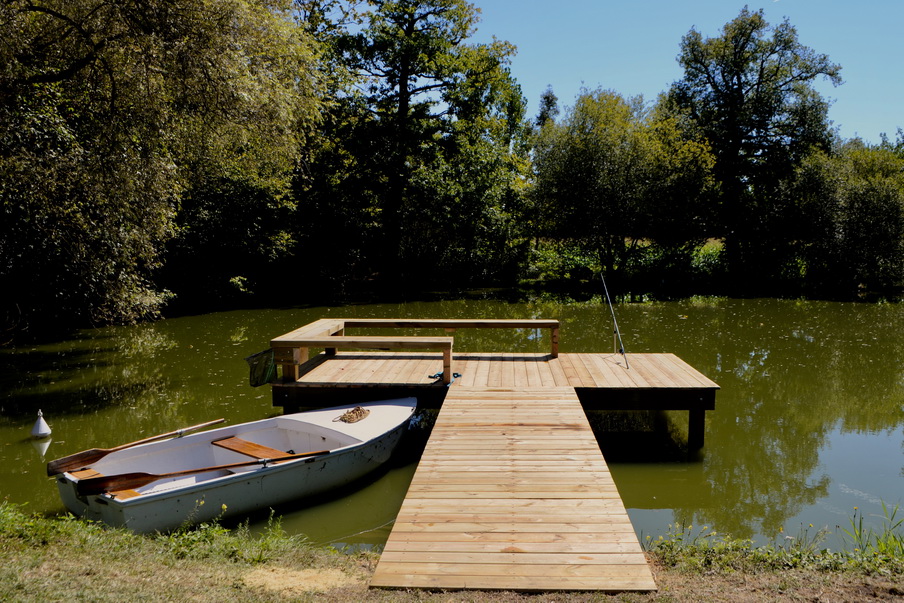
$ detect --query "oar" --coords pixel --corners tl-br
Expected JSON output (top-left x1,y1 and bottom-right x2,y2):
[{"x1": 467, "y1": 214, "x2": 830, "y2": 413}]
[
  {"x1": 46, "y1": 418, "x2": 226, "y2": 476},
  {"x1": 75, "y1": 449, "x2": 331, "y2": 496}
]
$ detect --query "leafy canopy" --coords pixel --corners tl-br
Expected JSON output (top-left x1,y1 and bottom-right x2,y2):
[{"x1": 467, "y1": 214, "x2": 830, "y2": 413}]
[{"x1": 0, "y1": 0, "x2": 322, "y2": 332}]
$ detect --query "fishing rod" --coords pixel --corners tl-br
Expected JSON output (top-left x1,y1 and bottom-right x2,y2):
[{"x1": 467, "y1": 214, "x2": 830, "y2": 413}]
[{"x1": 600, "y1": 271, "x2": 629, "y2": 369}]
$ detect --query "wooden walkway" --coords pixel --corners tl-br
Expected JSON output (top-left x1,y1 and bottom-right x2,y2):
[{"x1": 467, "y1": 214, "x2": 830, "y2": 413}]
[
  {"x1": 269, "y1": 319, "x2": 719, "y2": 592},
  {"x1": 370, "y1": 386, "x2": 657, "y2": 591}
]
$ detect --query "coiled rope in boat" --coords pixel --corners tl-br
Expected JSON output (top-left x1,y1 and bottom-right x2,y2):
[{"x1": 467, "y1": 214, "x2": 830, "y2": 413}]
[{"x1": 333, "y1": 407, "x2": 370, "y2": 423}]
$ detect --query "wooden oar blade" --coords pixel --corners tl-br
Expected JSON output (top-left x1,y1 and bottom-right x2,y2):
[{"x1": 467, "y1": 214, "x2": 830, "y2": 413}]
[{"x1": 47, "y1": 450, "x2": 106, "y2": 477}]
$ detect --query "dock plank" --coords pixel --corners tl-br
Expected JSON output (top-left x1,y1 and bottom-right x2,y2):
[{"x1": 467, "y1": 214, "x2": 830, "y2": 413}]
[
  {"x1": 472, "y1": 353, "x2": 492, "y2": 387},
  {"x1": 563, "y1": 354, "x2": 595, "y2": 387},
  {"x1": 286, "y1": 351, "x2": 717, "y2": 392},
  {"x1": 371, "y1": 386, "x2": 657, "y2": 592},
  {"x1": 659, "y1": 353, "x2": 719, "y2": 388},
  {"x1": 524, "y1": 355, "x2": 543, "y2": 387}
]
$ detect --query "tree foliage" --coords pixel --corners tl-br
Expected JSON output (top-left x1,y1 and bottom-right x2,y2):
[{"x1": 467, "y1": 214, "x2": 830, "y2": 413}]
[
  {"x1": 666, "y1": 7, "x2": 842, "y2": 281},
  {"x1": 296, "y1": 0, "x2": 530, "y2": 288},
  {"x1": 2, "y1": 2, "x2": 900, "y2": 339},
  {"x1": 794, "y1": 142, "x2": 904, "y2": 298},
  {"x1": 532, "y1": 88, "x2": 715, "y2": 279},
  {"x1": 157, "y1": 1, "x2": 324, "y2": 308},
  {"x1": 0, "y1": 0, "x2": 322, "y2": 332}
]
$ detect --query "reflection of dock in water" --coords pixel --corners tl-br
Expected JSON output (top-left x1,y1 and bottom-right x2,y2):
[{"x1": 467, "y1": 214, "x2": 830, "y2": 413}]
[{"x1": 270, "y1": 319, "x2": 719, "y2": 592}]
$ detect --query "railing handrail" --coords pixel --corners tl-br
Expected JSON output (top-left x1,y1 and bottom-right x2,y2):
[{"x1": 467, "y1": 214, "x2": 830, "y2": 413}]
[{"x1": 270, "y1": 318, "x2": 560, "y2": 384}]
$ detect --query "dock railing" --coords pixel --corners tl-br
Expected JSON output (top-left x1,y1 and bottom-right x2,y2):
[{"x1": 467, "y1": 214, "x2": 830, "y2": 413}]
[{"x1": 270, "y1": 318, "x2": 560, "y2": 385}]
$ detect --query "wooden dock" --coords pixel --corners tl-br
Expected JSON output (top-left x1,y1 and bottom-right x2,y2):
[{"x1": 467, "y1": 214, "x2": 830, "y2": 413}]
[
  {"x1": 370, "y1": 386, "x2": 657, "y2": 591},
  {"x1": 273, "y1": 351, "x2": 717, "y2": 450},
  {"x1": 269, "y1": 319, "x2": 719, "y2": 592}
]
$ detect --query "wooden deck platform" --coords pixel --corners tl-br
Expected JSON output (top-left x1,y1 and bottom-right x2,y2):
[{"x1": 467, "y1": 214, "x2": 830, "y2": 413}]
[
  {"x1": 268, "y1": 319, "x2": 719, "y2": 592},
  {"x1": 370, "y1": 387, "x2": 658, "y2": 591},
  {"x1": 273, "y1": 349, "x2": 715, "y2": 392},
  {"x1": 272, "y1": 351, "x2": 718, "y2": 449}
]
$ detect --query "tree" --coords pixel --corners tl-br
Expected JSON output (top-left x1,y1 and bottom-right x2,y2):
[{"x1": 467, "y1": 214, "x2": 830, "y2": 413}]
[
  {"x1": 158, "y1": 1, "x2": 325, "y2": 310},
  {"x1": 296, "y1": 0, "x2": 530, "y2": 287},
  {"x1": 641, "y1": 104, "x2": 717, "y2": 282},
  {"x1": 532, "y1": 90, "x2": 649, "y2": 276},
  {"x1": 0, "y1": 0, "x2": 322, "y2": 334},
  {"x1": 532, "y1": 89, "x2": 714, "y2": 280},
  {"x1": 794, "y1": 142, "x2": 904, "y2": 298},
  {"x1": 666, "y1": 7, "x2": 842, "y2": 283},
  {"x1": 535, "y1": 86, "x2": 559, "y2": 129}
]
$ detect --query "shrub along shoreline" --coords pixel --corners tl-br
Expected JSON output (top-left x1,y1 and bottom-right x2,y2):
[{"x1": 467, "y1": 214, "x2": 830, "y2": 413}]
[{"x1": 2, "y1": 502, "x2": 901, "y2": 601}]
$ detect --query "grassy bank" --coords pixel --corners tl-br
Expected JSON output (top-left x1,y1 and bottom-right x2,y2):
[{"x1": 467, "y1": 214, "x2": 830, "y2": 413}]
[{"x1": 2, "y1": 503, "x2": 901, "y2": 602}]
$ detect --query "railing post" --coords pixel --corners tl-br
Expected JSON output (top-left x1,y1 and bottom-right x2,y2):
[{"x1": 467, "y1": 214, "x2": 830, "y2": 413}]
[
  {"x1": 282, "y1": 348, "x2": 302, "y2": 382},
  {"x1": 325, "y1": 324, "x2": 344, "y2": 356},
  {"x1": 443, "y1": 345, "x2": 453, "y2": 384},
  {"x1": 550, "y1": 326, "x2": 559, "y2": 358}
]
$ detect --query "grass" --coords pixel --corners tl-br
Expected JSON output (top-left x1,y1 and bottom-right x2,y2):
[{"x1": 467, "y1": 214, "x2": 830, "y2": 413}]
[
  {"x1": 1, "y1": 501, "x2": 901, "y2": 602},
  {"x1": 644, "y1": 505, "x2": 904, "y2": 576},
  {"x1": 0, "y1": 502, "x2": 372, "y2": 602}
]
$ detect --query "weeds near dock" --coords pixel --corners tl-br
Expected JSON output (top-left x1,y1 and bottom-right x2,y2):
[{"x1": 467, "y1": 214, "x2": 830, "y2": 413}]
[
  {"x1": 0, "y1": 501, "x2": 901, "y2": 601},
  {"x1": 0, "y1": 502, "x2": 367, "y2": 601},
  {"x1": 840, "y1": 502, "x2": 904, "y2": 558},
  {"x1": 160, "y1": 507, "x2": 315, "y2": 564},
  {"x1": 646, "y1": 505, "x2": 904, "y2": 576}
]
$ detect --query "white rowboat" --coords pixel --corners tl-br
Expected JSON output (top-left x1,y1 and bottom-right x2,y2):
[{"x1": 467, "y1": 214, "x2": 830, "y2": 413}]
[{"x1": 53, "y1": 398, "x2": 417, "y2": 533}]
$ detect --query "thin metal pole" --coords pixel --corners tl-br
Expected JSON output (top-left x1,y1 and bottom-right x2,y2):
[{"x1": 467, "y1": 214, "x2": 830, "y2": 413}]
[{"x1": 600, "y1": 272, "x2": 629, "y2": 369}]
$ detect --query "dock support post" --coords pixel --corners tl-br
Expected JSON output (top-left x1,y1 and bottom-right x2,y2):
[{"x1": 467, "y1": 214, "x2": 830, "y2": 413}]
[{"x1": 688, "y1": 408, "x2": 705, "y2": 450}]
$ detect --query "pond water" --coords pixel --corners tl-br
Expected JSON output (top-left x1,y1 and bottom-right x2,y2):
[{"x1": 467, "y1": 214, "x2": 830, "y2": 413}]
[{"x1": 1, "y1": 297, "x2": 901, "y2": 550}]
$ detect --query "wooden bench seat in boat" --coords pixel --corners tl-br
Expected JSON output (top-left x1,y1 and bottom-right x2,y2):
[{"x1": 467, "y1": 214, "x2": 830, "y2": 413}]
[
  {"x1": 211, "y1": 436, "x2": 294, "y2": 460},
  {"x1": 69, "y1": 468, "x2": 142, "y2": 500}
]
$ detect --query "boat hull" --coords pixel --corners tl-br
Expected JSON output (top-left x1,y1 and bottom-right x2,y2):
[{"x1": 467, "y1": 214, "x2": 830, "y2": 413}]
[{"x1": 55, "y1": 399, "x2": 415, "y2": 533}]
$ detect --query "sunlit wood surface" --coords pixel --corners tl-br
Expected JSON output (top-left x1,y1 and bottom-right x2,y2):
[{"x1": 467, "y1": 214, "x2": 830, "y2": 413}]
[
  {"x1": 291, "y1": 351, "x2": 718, "y2": 390},
  {"x1": 370, "y1": 386, "x2": 658, "y2": 591},
  {"x1": 270, "y1": 322, "x2": 717, "y2": 591}
]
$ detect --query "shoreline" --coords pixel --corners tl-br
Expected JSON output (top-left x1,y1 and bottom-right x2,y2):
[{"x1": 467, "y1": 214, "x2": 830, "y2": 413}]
[{"x1": 2, "y1": 503, "x2": 900, "y2": 602}]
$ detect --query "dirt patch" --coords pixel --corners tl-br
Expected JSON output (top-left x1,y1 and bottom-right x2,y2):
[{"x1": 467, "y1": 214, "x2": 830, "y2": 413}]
[
  {"x1": 241, "y1": 561, "x2": 904, "y2": 602},
  {"x1": 243, "y1": 566, "x2": 361, "y2": 596},
  {"x1": 648, "y1": 563, "x2": 904, "y2": 603}
]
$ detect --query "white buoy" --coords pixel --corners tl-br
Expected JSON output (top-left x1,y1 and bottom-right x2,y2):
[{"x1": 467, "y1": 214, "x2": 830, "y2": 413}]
[{"x1": 31, "y1": 409, "x2": 51, "y2": 439}]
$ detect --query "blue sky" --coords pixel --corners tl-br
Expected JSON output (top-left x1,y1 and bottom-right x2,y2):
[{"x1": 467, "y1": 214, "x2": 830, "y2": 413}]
[{"x1": 470, "y1": 0, "x2": 902, "y2": 144}]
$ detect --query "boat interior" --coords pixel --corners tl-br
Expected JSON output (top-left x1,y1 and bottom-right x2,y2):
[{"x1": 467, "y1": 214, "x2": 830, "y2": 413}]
[{"x1": 83, "y1": 419, "x2": 362, "y2": 492}]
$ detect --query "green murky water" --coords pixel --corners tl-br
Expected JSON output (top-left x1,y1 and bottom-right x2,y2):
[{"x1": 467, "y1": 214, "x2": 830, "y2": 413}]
[{"x1": 1, "y1": 298, "x2": 901, "y2": 549}]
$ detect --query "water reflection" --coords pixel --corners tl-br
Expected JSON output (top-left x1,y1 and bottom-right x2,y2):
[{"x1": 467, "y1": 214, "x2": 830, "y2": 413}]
[
  {"x1": 30, "y1": 436, "x2": 52, "y2": 460},
  {"x1": 0, "y1": 298, "x2": 900, "y2": 548},
  {"x1": 610, "y1": 299, "x2": 903, "y2": 543}
]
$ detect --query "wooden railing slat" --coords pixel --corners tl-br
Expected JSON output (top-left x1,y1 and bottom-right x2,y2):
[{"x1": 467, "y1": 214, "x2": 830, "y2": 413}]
[{"x1": 270, "y1": 318, "x2": 561, "y2": 386}]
